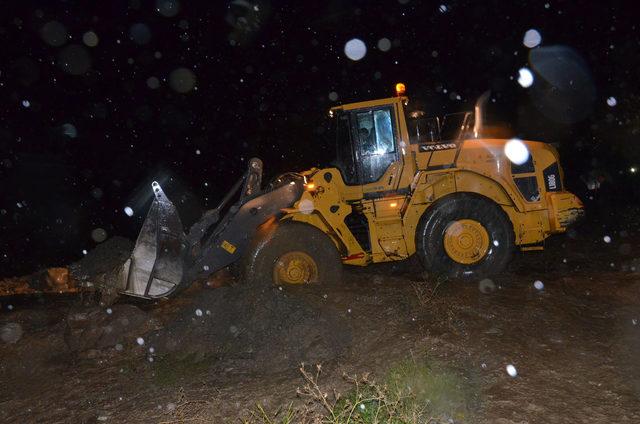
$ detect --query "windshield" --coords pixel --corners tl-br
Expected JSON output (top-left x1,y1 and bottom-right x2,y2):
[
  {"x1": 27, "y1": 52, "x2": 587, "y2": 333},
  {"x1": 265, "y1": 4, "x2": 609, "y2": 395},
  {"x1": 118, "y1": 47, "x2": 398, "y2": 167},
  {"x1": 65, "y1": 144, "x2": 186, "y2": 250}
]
[{"x1": 355, "y1": 108, "x2": 395, "y2": 156}]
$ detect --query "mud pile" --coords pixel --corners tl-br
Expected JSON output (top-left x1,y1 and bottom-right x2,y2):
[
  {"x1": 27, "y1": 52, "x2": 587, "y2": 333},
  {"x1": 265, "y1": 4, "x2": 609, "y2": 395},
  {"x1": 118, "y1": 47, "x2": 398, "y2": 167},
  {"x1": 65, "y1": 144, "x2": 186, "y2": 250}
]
[
  {"x1": 151, "y1": 283, "x2": 352, "y2": 372},
  {"x1": 65, "y1": 304, "x2": 161, "y2": 354},
  {"x1": 62, "y1": 235, "x2": 351, "y2": 370},
  {"x1": 69, "y1": 236, "x2": 134, "y2": 281}
]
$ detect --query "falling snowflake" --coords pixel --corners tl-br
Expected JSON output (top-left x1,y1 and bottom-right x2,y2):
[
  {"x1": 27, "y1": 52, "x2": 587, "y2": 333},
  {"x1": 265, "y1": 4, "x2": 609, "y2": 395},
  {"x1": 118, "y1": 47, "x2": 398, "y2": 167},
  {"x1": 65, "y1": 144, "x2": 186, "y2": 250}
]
[
  {"x1": 91, "y1": 228, "x2": 108, "y2": 242},
  {"x1": 377, "y1": 38, "x2": 391, "y2": 52},
  {"x1": 124, "y1": 206, "x2": 134, "y2": 217},
  {"x1": 478, "y1": 278, "x2": 496, "y2": 294},
  {"x1": 523, "y1": 29, "x2": 542, "y2": 48},
  {"x1": 517, "y1": 67, "x2": 534, "y2": 88},
  {"x1": 344, "y1": 38, "x2": 367, "y2": 61},
  {"x1": 606, "y1": 97, "x2": 617, "y2": 107},
  {"x1": 82, "y1": 31, "x2": 99, "y2": 47},
  {"x1": 504, "y1": 138, "x2": 530, "y2": 165},
  {"x1": 506, "y1": 364, "x2": 518, "y2": 377}
]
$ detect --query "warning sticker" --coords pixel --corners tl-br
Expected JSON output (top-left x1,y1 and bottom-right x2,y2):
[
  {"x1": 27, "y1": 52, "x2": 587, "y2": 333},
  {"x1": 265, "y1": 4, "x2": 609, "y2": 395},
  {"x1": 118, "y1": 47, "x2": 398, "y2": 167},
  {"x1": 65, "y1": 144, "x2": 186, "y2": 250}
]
[{"x1": 220, "y1": 240, "x2": 237, "y2": 254}]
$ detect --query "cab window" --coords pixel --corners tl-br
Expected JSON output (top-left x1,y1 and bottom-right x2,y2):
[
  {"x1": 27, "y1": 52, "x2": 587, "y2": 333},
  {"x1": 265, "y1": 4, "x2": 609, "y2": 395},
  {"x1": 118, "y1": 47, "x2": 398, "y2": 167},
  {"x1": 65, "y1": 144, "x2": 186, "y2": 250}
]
[
  {"x1": 334, "y1": 112, "x2": 357, "y2": 184},
  {"x1": 353, "y1": 107, "x2": 398, "y2": 184}
]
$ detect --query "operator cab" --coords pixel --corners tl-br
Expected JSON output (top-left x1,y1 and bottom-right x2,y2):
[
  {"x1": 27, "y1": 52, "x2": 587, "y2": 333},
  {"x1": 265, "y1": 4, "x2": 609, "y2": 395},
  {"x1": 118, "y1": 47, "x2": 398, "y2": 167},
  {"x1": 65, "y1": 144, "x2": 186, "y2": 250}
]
[
  {"x1": 328, "y1": 83, "x2": 478, "y2": 187},
  {"x1": 331, "y1": 102, "x2": 400, "y2": 186}
]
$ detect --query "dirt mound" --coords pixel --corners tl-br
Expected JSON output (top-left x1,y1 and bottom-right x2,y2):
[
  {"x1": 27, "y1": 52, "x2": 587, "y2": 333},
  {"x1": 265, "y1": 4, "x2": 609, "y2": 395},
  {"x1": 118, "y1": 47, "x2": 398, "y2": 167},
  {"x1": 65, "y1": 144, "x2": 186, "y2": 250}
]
[
  {"x1": 64, "y1": 304, "x2": 161, "y2": 354},
  {"x1": 151, "y1": 284, "x2": 352, "y2": 372},
  {"x1": 69, "y1": 236, "x2": 134, "y2": 281}
]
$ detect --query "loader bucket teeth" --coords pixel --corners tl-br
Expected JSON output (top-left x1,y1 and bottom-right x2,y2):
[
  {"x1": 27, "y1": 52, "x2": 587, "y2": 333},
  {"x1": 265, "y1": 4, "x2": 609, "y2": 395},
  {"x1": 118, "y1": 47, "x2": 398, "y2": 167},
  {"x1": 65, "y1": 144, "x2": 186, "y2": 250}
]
[{"x1": 120, "y1": 181, "x2": 187, "y2": 299}]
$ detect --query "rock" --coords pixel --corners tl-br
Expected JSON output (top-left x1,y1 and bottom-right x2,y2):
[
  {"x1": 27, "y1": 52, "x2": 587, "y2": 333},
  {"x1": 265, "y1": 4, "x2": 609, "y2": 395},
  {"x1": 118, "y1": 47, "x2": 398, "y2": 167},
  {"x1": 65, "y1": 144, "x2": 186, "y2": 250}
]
[
  {"x1": 69, "y1": 236, "x2": 134, "y2": 282},
  {"x1": 46, "y1": 267, "x2": 70, "y2": 289}
]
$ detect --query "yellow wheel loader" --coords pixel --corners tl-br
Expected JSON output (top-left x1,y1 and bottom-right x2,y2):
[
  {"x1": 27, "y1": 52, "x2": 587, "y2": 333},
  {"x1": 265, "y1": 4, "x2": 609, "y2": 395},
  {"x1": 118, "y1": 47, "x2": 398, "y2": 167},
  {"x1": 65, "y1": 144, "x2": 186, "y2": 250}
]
[
  {"x1": 111, "y1": 84, "x2": 583, "y2": 298},
  {"x1": 105, "y1": 84, "x2": 583, "y2": 299}
]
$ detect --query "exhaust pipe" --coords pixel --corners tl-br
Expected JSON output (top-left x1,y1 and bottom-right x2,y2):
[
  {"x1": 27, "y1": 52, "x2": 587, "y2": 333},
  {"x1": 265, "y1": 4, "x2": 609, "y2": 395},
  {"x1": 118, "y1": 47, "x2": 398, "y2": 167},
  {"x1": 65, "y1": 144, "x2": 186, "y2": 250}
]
[{"x1": 473, "y1": 90, "x2": 491, "y2": 138}]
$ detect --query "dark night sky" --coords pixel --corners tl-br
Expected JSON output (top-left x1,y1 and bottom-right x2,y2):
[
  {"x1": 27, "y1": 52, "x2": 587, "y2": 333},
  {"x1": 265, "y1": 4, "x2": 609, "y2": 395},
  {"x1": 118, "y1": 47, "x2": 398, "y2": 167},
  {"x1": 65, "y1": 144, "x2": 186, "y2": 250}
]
[{"x1": 1, "y1": 0, "x2": 638, "y2": 277}]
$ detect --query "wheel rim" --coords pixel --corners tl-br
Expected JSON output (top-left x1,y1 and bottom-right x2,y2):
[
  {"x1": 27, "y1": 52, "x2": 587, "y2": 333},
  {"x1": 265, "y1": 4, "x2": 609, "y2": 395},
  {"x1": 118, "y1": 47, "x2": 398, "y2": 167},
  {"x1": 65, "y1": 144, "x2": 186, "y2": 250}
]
[
  {"x1": 443, "y1": 219, "x2": 490, "y2": 265},
  {"x1": 273, "y1": 251, "x2": 319, "y2": 285}
]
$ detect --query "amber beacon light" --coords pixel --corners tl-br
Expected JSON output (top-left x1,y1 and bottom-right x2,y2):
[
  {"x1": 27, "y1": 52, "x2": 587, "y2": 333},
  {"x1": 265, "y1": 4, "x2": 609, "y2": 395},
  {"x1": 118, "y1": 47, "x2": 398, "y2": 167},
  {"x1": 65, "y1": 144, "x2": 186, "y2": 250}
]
[{"x1": 395, "y1": 82, "x2": 406, "y2": 96}]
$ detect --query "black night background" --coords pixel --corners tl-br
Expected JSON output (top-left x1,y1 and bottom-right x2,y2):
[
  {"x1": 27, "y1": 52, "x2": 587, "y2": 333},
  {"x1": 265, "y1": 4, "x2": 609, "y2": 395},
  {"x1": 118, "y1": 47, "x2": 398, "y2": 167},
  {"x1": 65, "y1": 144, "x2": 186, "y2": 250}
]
[{"x1": 1, "y1": 0, "x2": 638, "y2": 276}]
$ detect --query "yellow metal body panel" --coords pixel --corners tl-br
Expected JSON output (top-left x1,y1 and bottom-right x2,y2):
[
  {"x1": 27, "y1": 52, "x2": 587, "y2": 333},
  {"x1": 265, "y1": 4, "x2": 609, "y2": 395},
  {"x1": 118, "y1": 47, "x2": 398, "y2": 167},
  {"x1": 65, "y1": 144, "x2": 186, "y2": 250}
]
[
  {"x1": 282, "y1": 94, "x2": 583, "y2": 265},
  {"x1": 362, "y1": 196, "x2": 409, "y2": 262},
  {"x1": 547, "y1": 191, "x2": 585, "y2": 231}
]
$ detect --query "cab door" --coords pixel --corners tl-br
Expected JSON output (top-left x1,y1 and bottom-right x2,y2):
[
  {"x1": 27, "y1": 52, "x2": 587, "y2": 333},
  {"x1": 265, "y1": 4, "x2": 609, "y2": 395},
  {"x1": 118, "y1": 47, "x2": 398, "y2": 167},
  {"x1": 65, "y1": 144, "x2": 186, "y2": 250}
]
[
  {"x1": 350, "y1": 106, "x2": 401, "y2": 192},
  {"x1": 349, "y1": 105, "x2": 409, "y2": 262}
]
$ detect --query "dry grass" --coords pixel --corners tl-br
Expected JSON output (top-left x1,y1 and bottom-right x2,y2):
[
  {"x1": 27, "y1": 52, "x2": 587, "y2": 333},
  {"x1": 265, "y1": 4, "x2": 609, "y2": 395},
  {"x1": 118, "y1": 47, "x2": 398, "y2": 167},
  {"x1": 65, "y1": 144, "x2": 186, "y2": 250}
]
[
  {"x1": 411, "y1": 276, "x2": 448, "y2": 307},
  {"x1": 242, "y1": 402, "x2": 298, "y2": 424},
  {"x1": 150, "y1": 357, "x2": 469, "y2": 424},
  {"x1": 244, "y1": 360, "x2": 468, "y2": 424}
]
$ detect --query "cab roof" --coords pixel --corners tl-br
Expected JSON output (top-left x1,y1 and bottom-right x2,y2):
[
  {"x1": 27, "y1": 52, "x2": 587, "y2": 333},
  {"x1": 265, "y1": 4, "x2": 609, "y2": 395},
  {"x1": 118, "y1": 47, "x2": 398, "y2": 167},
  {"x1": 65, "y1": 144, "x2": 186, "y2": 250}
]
[{"x1": 330, "y1": 96, "x2": 408, "y2": 112}]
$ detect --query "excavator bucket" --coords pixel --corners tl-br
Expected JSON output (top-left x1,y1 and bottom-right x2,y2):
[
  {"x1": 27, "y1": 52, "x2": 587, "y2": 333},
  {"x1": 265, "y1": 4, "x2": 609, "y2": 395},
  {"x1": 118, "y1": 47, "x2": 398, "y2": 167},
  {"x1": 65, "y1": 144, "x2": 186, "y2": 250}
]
[
  {"x1": 116, "y1": 158, "x2": 304, "y2": 300},
  {"x1": 118, "y1": 181, "x2": 188, "y2": 299}
]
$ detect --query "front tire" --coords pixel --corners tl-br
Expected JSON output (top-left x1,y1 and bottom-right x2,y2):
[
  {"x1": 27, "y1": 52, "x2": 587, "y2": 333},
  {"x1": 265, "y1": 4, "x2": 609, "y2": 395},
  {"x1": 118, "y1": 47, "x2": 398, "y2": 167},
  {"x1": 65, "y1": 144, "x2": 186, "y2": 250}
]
[
  {"x1": 242, "y1": 222, "x2": 343, "y2": 286},
  {"x1": 416, "y1": 194, "x2": 514, "y2": 279}
]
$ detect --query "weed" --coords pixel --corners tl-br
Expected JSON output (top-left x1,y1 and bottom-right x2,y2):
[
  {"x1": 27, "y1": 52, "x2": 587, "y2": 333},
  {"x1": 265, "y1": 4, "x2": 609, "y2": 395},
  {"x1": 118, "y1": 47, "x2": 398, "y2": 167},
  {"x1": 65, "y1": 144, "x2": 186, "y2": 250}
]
[
  {"x1": 242, "y1": 402, "x2": 298, "y2": 424},
  {"x1": 164, "y1": 357, "x2": 471, "y2": 423},
  {"x1": 412, "y1": 275, "x2": 448, "y2": 306},
  {"x1": 288, "y1": 358, "x2": 469, "y2": 423},
  {"x1": 386, "y1": 358, "x2": 469, "y2": 422}
]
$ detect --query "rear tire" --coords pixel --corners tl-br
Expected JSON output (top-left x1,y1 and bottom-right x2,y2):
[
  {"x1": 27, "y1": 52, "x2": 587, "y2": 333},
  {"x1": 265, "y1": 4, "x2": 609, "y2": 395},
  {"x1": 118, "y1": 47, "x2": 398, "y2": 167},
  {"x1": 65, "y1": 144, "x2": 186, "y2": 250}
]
[
  {"x1": 416, "y1": 194, "x2": 514, "y2": 279},
  {"x1": 241, "y1": 222, "x2": 343, "y2": 286}
]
